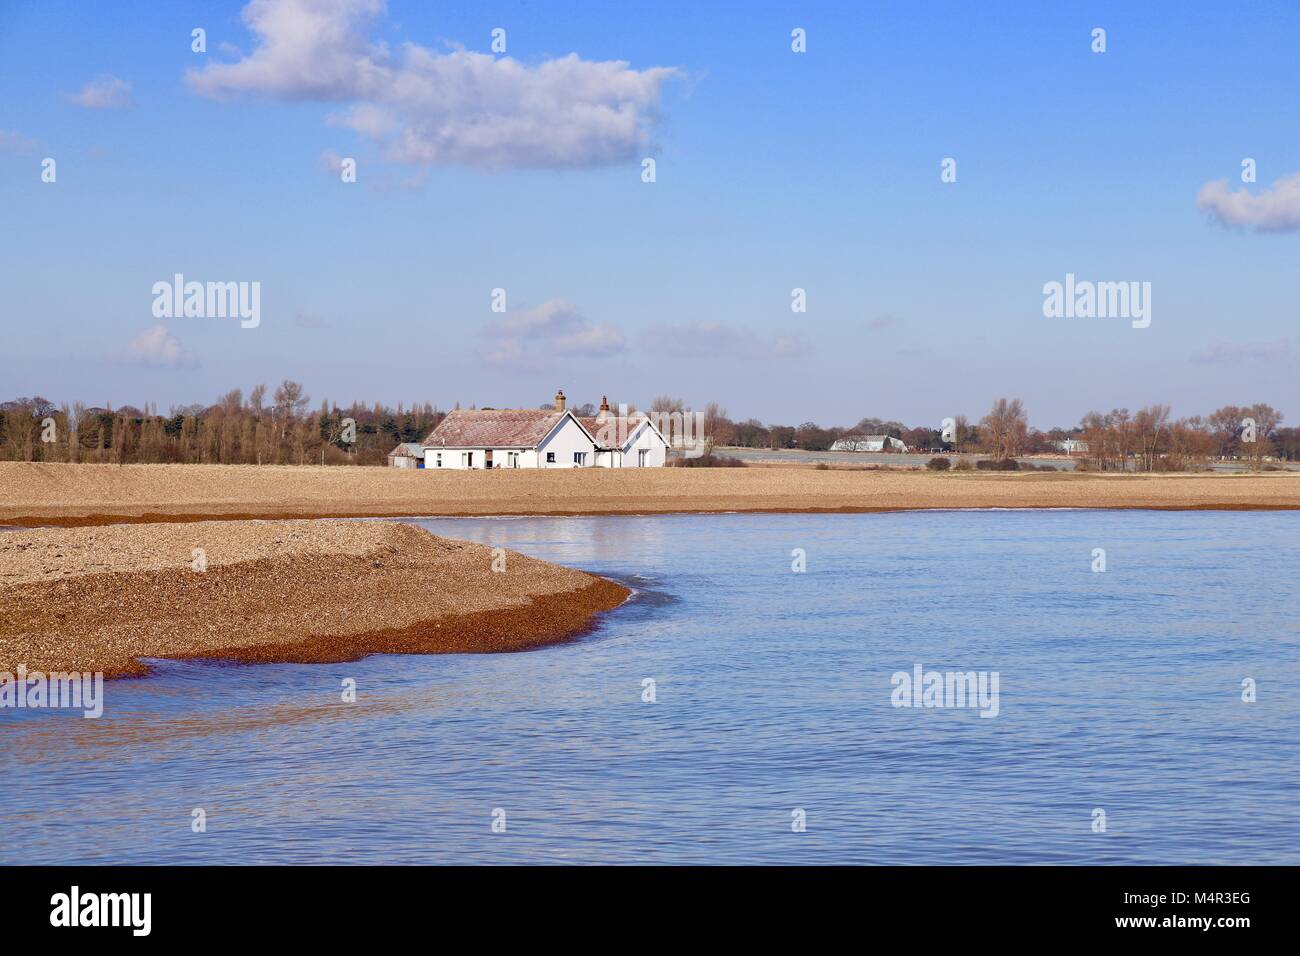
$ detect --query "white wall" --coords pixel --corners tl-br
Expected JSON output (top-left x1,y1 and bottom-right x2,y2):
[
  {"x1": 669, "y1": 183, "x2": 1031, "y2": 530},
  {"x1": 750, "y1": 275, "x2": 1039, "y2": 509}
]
[
  {"x1": 627, "y1": 422, "x2": 668, "y2": 467},
  {"x1": 592, "y1": 422, "x2": 668, "y2": 467},
  {"x1": 535, "y1": 417, "x2": 598, "y2": 467},
  {"x1": 424, "y1": 447, "x2": 533, "y2": 469},
  {"x1": 425, "y1": 447, "x2": 463, "y2": 469}
]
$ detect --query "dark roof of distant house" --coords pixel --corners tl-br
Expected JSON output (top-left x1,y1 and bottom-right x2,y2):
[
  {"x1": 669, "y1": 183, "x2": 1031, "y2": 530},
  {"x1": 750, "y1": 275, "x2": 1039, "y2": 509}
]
[{"x1": 421, "y1": 409, "x2": 572, "y2": 448}]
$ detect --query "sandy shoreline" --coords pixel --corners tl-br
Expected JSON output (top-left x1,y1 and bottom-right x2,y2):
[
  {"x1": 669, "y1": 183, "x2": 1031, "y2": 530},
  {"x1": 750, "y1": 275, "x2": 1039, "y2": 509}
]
[
  {"x1": 0, "y1": 520, "x2": 629, "y2": 678},
  {"x1": 1, "y1": 462, "x2": 1298, "y2": 527}
]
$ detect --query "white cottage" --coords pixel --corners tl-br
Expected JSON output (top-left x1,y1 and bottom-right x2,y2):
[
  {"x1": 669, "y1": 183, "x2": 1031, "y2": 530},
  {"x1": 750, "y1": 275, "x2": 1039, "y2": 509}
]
[
  {"x1": 421, "y1": 390, "x2": 668, "y2": 469},
  {"x1": 580, "y1": 396, "x2": 669, "y2": 468}
]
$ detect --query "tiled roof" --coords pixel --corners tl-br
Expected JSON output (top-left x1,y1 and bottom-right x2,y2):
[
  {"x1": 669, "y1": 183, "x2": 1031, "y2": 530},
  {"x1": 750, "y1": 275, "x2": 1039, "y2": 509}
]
[
  {"x1": 387, "y1": 442, "x2": 423, "y2": 457},
  {"x1": 421, "y1": 409, "x2": 567, "y2": 448},
  {"x1": 577, "y1": 416, "x2": 647, "y2": 450}
]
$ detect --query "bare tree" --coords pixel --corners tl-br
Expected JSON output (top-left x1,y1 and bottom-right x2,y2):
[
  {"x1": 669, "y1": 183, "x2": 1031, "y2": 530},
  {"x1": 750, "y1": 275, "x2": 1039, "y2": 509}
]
[
  {"x1": 1133, "y1": 404, "x2": 1171, "y2": 471},
  {"x1": 979, "y1": 398, "x2": 1028, "y2": 461},
  {"x1": 274, "y1": 380, "x2": 309, "y2": 420},
  {"x1": 702, "y1": 401, "x2": 732, "y2": 448},
  {"x1": 1207, "y1": 405, "x2": 1243, "y2": 458},
  {"x1": 952, "y1": 414, "x2": 971, "y2": 453},
  {"x1": 1241, "y1": 403, "x2": 1283, "y2": 470},
  {"x1": 649, "y1": 395, "x2": 684, "y2": 414}
]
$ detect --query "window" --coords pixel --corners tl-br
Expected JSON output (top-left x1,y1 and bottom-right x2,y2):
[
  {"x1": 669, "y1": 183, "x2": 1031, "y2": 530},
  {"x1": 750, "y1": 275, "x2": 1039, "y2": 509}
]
[
  {"x1": 435, "y1": 453, "x2": 442, "y2": 468},
  {"x1": 461, "y1": 452, "x2": 474, "y2": 468},
  {"x1": 638, "y1": 449, "x2": 649, "y2": 467},
  {"x1": 546, "y1": 452, "x2": 556, "y2": 463},
  {"x1": 573, "y1": 452, "x2": 587, "y2": 466},
  {"x1": 507, "y1": 452, "x2": 519, "y2": 468}
]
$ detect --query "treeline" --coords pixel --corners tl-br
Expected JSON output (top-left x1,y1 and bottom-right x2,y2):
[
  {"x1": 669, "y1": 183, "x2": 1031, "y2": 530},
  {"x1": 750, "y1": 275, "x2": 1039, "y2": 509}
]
[
  {"x1": 1, "y1": 387, "x2": 1294, "y2": 471},
  {"x1": 674, "y1": 396, "x2": 1296, "y2": 471},
  {"x1": 1072, "y1": 404, "x2": 1294, "y2": 471},
  {"x1": 0, "y1": 382, "x2": 446, "y2": 466}
]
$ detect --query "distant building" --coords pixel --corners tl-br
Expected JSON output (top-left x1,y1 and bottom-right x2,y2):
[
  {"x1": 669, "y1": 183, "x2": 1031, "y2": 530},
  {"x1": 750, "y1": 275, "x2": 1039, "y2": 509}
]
[
  {"x1": 1055, "y1": 439, "x2": 1089, "y2": 455},
  {"x1": 420, "y1": 391, "x2": 668, "y2": 469},
  {"x1": 387, "y1": 442, "x2": 424, "y2": 468},
  {"x1": 829, "y1": 434, "x2": 909, "y2": 453}
]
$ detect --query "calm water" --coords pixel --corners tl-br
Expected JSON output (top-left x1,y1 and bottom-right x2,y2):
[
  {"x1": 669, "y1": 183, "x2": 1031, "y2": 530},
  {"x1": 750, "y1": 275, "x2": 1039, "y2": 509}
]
[{"x1": 3, "y1": 510, "x2": 1298, "y2": 865}]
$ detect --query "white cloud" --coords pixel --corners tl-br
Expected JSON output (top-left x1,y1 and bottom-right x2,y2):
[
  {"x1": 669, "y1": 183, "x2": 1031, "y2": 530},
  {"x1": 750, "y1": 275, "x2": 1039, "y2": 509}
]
[
  {"x1": 66, "y1": 74, "x2": 134, "y2": 110},
  {"x1": 320, "y1": 148, "x2": 349, "y2": 173},
  {"x1": 186, "y1": 0, "x2": 678, "y2": 170},
  {"x1": 124, "y1": 325, "x2": 197, "y2": 368},
  {"x1": 1197, "y1": 172, "x2": 1300, "y2": 233},
  {"x1": 643, "y1": 320, "x2": 810, "y2": 360},
  {"x1": 481, "y1": 299, "x2": 626, "y2": 368},
  {"x1": 480, "y1": 338, "x2": 541, "y2": 371},
  {"x1": 0, "y1": 129, "x2": 38, "y2": 153},
  {"x1": 329, "y1": 102, "x2": 394, "y2": 139},
  {"x1": 553, "y1": 323, "x2": 627, "y2": 357}
]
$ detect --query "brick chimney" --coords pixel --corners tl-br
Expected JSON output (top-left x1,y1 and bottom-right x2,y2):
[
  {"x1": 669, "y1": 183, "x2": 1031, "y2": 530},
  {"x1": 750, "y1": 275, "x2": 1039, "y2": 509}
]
[
  {"x1": 596, "y1": 395, "x2": 611, "y2": 420},
  {"x1": 554, "y1": 388, "x2": 566, "y2": 412}
]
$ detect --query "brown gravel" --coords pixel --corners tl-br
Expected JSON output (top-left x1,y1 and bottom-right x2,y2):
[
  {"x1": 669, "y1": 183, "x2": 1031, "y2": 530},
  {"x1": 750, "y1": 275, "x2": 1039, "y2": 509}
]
[
  {"x1": 0, "y1": 461, "x2": 1297, "y2": 527},
  {"x1": 0, "y1": 519, "x2": 629, "y2": 678}
]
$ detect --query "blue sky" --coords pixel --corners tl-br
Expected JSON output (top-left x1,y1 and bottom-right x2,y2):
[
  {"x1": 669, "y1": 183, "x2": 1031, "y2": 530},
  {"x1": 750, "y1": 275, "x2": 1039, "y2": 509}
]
[{"x1": 1, "y1": 0, "x2": 1298, "y2": 427}]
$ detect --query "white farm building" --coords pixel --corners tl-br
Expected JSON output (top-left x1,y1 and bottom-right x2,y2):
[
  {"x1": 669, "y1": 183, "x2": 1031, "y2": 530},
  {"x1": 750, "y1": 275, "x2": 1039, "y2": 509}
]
[
  {"x1": 829, "y1": 434, "x2": 909, "y2": 453},
  {"x1": 420, "y1": 391, "x2": 669, "y2": 469}
]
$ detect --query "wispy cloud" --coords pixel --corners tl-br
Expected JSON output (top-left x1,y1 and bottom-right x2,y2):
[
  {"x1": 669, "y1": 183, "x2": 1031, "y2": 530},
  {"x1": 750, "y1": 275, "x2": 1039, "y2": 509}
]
[
  {"x1": 1190, "y1": 337, "x2": 1294, "y2": 365},
  {"x1": 1197, "y1": 172, "x2": 1300, "y2": 233},
  {"x1": 320, "y1": 149, "x2": 348, "y2": 173},
  {"x1": 124, "y1": 325, "x2": 197, "y2": 368},
  {"x1": 65, "y1": 74, "x2": 134, "y2": 109},
  {"x1": 481, "y1": 299, "x2": 626, "y2": 369},
  {"x1": 642, "y1": 320, "x2": 810, "y2": 360},
  {"x1": 0, "y1": 129, "x2": 38, "y2": 153},
  {"x1": 186, "y1": 0, "x2": 679, "y2": 171}
]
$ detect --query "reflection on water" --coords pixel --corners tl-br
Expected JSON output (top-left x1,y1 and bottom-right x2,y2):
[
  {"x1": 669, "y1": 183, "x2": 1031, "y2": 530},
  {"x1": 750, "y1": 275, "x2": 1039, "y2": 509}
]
[{"x1": 2, "y1": 511, "x2": 1298, "y2": 864}]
